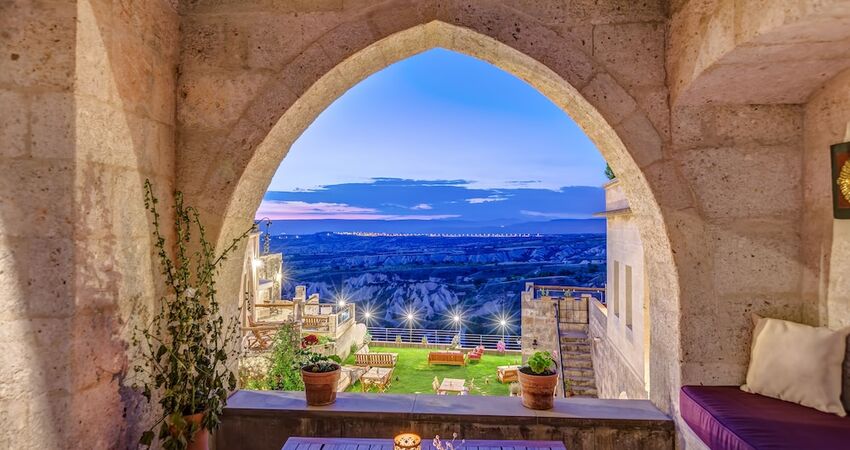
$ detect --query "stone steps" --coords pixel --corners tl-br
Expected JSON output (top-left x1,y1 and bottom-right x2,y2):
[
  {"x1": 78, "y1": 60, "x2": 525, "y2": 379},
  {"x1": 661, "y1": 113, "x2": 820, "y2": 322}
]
[
  {"x1": 561, "y1": 342, "x2": 591, "y2": 352},
  {"x1": 557, "y1": 328, "x2": 597, "y2": 398},
  {"x1": 562, "y1": 354, "x2": 593, "y2": 369},
  {"x1": 569, "y1": 385, "x2": 598, "y2": 397},
  {"x1": 564, "y1": 375, "x2": 596, "y2": 388},
  {"x1": 563, "y1": 367, "x2": 596, "y2": 378},
  {"x1": 558, "y1": 323, "x2": 589, "y2": 334}
]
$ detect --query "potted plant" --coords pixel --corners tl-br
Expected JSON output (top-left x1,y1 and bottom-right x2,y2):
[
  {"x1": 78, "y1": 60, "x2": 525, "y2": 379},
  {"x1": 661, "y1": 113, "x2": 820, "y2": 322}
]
[
  {"x1": 518, "y1": 351, "x2": 559, "y2": 410},
  {"x1": 132, "y1": 180, "x2": 255, "y2": 450},
  {"x1": 299, "y1": 351, "x2": 343, "y2": 406}
]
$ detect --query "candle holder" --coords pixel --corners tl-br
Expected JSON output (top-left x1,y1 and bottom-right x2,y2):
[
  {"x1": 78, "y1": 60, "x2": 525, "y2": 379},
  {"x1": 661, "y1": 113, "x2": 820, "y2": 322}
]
[{"x1": 394, "y1": 433, "x2": 421, "y2": 450}]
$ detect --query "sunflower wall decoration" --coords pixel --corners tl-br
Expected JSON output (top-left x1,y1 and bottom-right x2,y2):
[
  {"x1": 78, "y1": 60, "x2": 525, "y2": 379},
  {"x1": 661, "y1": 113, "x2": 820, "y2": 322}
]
[{"x1": 831, "y1": 142, "x2": 850, "y2": 219}]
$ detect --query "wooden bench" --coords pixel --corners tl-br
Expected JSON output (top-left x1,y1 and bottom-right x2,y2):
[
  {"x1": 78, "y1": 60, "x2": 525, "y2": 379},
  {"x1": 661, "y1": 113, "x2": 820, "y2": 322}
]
[
  {"x1": 428, "y1": 351, "x2": 466, "y2": 366},
  {"x1": 354, "y1": 352, "x2": 398, "y2": 367}
]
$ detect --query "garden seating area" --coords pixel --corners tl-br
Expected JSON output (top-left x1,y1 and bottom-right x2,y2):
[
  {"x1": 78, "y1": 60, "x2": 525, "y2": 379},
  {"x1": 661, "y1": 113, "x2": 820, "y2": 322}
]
[{"x1": 344, "y1": 346, "x2": 520, "y2": 396}]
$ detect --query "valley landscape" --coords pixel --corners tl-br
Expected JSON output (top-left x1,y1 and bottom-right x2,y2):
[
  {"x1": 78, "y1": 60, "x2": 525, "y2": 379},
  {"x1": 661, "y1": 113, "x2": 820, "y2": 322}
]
[{"x1": 271, "y1": 232, "x2": 606, "y2": 334}]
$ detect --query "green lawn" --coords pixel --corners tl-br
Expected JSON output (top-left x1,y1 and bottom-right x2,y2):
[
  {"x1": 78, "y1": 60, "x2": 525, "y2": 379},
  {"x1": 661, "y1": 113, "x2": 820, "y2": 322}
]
[{"x1": 343, "y1": 346, "x2": 522, "y2": 396}]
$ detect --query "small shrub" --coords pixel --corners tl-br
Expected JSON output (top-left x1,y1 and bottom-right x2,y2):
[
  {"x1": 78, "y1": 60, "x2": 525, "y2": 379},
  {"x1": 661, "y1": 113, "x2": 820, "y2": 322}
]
[
  {"x1": 421, "y1": 336, "x2": 428, "y2": 345},
  {"x1": 395, "y1": 335, "x2": 402, "y2": 343}
]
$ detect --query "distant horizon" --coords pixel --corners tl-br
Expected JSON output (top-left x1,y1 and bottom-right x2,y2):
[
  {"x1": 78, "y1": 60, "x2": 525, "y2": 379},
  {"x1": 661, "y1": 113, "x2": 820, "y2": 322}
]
[{"x1": 258, "y1": 49, "x2": 607, "y2": 232}]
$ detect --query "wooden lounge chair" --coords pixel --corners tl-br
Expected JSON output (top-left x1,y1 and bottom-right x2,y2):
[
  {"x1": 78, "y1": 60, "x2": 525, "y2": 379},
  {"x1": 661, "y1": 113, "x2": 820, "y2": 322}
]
[
  {"x1": 427, "y1": 351, "x2": 466, "y2": 366},
  {"x1": 467, "y1": 345, "x2": 485, "y2": 361}
]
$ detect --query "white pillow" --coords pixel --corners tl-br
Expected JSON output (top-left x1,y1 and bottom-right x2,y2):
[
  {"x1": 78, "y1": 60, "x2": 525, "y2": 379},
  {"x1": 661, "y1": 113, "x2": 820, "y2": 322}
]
[{"x1": 742, "y1": 315, "x2": 850, "y2": 416}]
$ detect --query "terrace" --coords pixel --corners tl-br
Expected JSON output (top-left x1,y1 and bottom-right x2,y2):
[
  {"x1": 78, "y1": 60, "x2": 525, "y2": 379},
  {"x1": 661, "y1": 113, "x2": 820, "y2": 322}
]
[
  {"x1": 5, "y1": 2, "x2": 850, "y2": 450},
  {"x1": 342, "y1": 345, "x2": 520, "y2": 396}
]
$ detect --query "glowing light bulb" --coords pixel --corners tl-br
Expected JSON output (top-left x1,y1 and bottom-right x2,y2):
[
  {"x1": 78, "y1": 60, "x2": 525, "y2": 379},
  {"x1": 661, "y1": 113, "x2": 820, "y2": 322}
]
[
  {"x1": 338, "y1": 299, "x2": 347, "y2": 307},
  {"x1": 406, "y1": 313, "x2": 414, "y2": 321},
  {"x1": 453, "y1": 315, "x2": 461, "y2": 322},
  {"x1": 499, "y1": 319, "x2": 507, "y2": 327},
  {"x1": 364, "y1": 311, "x2": 371, "y2": 319},
  {"x1": 252, "y1": 259, "x2": 263, "y2": 269}
]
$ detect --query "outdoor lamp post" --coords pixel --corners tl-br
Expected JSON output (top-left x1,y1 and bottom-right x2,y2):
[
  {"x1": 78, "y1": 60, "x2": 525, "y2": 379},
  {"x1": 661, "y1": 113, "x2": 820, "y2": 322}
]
[{"x1": 406, "y1": 312, "x2": 414, "y2": 343}]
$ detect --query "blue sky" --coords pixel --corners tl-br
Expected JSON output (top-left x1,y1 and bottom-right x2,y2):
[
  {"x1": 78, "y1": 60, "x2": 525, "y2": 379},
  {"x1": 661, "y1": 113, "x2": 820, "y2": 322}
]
[{"x1": 258, "y1": 49, "x2": 607, "y2": 224}]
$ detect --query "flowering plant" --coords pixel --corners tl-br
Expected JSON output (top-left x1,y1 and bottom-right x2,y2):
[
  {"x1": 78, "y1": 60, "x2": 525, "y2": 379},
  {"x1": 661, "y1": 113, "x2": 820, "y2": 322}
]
[
  {"x1": 433, "y1": 433, "x2": 464, "y2": 450},
  {"x1": 301, "y1": 334, "x2": 319, "y2": 348},
  {"x1": 132, "y1": 180, "x2": 255, "y2": 449},
  {"x1": 496, "y1": 340, "x2": 506, "y2": 353}
]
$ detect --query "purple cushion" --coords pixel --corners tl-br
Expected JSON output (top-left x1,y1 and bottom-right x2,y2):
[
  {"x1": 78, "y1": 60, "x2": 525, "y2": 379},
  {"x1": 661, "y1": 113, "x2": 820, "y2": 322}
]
[{"x1": 681, "y1": 386, "x2": 850, "y2": 450}]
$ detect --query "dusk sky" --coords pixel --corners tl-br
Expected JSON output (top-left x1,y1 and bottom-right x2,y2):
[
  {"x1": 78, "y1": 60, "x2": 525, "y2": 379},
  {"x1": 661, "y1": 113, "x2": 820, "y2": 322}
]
[{"x1": 258, "y1": 48, "x2": 607, "y2": 225}]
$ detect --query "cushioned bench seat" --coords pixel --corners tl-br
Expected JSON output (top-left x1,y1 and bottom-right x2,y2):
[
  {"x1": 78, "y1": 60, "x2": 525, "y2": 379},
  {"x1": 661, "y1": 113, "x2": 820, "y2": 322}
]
[{"x1": 681, "y1": 386, "x2": 850, "y2": 450}]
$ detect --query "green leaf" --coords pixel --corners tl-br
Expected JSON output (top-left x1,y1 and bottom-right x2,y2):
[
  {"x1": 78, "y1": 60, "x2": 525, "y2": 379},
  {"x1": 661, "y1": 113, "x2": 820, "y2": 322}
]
[{"x1": 140, "y1": 430, "x2": 155, "y2": 446}]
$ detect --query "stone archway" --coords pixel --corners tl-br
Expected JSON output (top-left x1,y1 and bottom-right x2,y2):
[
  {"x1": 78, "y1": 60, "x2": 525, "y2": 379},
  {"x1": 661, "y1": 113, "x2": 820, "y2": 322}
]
[{"x1": 177, "y1": 13, "x2": 691, "y2": 413}]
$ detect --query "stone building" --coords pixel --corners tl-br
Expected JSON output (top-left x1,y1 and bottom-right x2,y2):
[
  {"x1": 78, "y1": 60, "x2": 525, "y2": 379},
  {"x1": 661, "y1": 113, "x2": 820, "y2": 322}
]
[
  {"x1": 592, "y1": 179, "x2": 651, "y2": 400},
  {"x1": 2, "y1": 1, "x2": 850, "y2": 449}
]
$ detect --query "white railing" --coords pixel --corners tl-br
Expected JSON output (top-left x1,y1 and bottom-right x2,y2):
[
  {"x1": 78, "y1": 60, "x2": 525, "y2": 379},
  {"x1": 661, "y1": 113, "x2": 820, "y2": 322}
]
[{"x1": 367, "y1": 327, "x2": 521, "y2": 351}]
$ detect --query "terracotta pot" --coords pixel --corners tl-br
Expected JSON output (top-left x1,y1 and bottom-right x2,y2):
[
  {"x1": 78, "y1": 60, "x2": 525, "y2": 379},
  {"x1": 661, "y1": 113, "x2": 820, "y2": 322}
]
[
  {"x1": 170, "y1": 412, "x2": 208, "y2": 450},
  {"x1": 518, "y1": 370, "x2": 558, "y2": 410},
  {"x1": 302, "y1": 365, "x2": 341, "y2": 406}
]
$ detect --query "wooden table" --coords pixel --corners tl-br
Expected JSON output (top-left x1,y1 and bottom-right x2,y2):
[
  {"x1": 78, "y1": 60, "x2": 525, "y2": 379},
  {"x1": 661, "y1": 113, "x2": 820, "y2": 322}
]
[
  {"x1": 360, "y1": 367, "x2": 393, "y2": 392},
  {"x1": 437, "y1": 378, "x2": 466, "y2": 394},
  {"x1": 283, "y1": 437, "x2": 566, "y2": 450},
  {"x1": 497, "y1": 365, "x2": 520, "y2": 383}
]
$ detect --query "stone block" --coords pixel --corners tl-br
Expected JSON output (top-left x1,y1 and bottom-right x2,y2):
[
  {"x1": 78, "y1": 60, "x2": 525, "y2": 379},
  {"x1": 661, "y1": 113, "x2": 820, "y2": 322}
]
[
  {"x1": 641, "y1": 161, "x2": 695, "y2": 211},
  {"x1": 568, "y1": 0, "x2": 666, "y2": 24},
  {"x1": 318, "y1": 19, "x2": 380, "y2": 68},
  {"x1": 372, "y1": 25, "x2": 428, "y2": 68},
  {"x1": 618, "y1": 112, "x2": 664, "y2": 168},
  {"x1": 278, "y1": 43, "x2": 337, "y2": 97},
  {"x1": 29, "y1": 91, "x2": 73, "y2": 160},
  {"x1": 709, "y1": 220, "x2": 802, "y2": 296},
  {"x1": 593, "y1": 22, "x2": 666, "y2": 89},
  {"x1": 678, "y1": 144, "x2": 801, "y2": 219},
  {"x1": 0, "y1": 159, "x2": 73, "y2": 238},
  {"x1": 712, "y1": 104, "x2": 803, "y2": 147},
  {"x1": 24, "y1": 237, "x2": 74, "y2": 318},
  {"x1": 109, "y1": 30, "x2": 156, "y2": 119},
  {"x1": 242, "y1": 13, "x2": 329, "y2": 71},
  {"x1": 671, "y1": 105, "x2": 717, "y2": 151},
  {"x1": 180, "y1": 16, "x2": 248, "y2": 70},
  {"x1": 178, "y1": 71, "x2": 270, "y2": 131},
  {"x1": 580, "y1": 73, "x2": 638, "y2": 126},
  {"x1": 633, "y1": 86, "x2": 671, "y2": 141},
  {"x1": 0, "y1": 90, "x2": 28, "y2": 158},
  {"x1": 0, "y1": 1, "x2": 75, "y2": 89}
]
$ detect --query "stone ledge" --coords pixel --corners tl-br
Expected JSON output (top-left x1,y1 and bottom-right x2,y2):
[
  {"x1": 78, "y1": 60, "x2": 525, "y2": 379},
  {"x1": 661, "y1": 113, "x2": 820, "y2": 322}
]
[
  {"x1": 220, "y1": 391, "x2": 673, "y2": 450},
  {"x1": 227, "y1": 390, "x2": 670, "y2": 426}
]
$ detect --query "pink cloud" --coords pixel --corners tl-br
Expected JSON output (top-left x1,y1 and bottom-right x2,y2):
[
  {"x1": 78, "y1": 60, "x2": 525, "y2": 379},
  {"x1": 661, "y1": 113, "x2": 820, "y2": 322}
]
[{"x1": 256, "y1": 200, "x2": 458, "y2": 221}]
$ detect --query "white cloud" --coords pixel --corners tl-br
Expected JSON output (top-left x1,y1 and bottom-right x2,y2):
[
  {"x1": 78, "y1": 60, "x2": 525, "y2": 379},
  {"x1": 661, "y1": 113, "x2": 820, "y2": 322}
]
[
  {"x1": 466, "y1": 196, "x2": 508, "y2": 204},
  {"x1": 411, "y1": 203, "x2": 433, "y2": 210},
  {"x1": 256, "y1": 200, "x2": 458, "y2": 221},
  {"x1": 520, "y1": 210, "x2": 590, "y2": 219}
]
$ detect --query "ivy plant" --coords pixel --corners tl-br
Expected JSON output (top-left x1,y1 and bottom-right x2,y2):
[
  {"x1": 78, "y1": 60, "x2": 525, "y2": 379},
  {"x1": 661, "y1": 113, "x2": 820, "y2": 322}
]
[{"x1": 132, "y1": 180, "x2": 255, "y2": 449}]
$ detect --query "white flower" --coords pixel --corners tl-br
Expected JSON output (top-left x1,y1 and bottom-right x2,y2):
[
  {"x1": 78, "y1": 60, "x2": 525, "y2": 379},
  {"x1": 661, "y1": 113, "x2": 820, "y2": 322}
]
[{"x1": 185, "y1": 287, "x2": 197, "y2": 298}]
